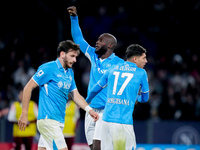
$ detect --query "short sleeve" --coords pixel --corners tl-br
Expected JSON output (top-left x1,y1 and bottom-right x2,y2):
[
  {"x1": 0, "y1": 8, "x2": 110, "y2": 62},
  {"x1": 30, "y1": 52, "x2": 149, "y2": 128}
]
[
  {"x1": 32, "y1": 64, "x2": 52, "y2": 86},
  {"x1": 141, "y1": 70, "x2": 149, "y2": 93}
]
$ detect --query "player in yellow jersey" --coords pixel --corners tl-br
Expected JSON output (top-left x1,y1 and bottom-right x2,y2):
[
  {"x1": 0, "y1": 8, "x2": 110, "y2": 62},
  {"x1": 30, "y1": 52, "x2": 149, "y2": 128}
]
[
  {"x1": 8, "y1": 90, "x2": 38, "y2": 150},
  {"x1": 63, "y1": 98, "x2": 80, "y2": 150}
]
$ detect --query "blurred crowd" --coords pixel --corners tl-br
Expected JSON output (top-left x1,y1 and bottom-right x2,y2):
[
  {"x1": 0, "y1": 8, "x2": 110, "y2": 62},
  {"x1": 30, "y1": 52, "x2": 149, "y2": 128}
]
[{"x1": 0, "y1": 0, "x2": 200, "y2": 121}]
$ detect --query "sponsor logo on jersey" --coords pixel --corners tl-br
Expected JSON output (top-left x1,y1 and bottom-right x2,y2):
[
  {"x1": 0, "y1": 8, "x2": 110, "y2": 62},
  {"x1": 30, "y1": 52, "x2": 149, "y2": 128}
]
[
  {"x1": 57, "y1": 81, "x2": 71, "y2": 89},
  {"x1": 97, "y1": 68, "x2": 107, "y2": 74}
]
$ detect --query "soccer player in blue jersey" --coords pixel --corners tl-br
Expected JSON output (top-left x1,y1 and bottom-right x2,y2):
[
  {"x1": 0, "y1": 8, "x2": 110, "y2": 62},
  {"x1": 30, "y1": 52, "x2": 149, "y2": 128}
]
[
  {"x1": 67, "y1": 6, "x2": 124, "y2": 150},
  {"x1": 86, "y1": 44, "x2": 149, "y2": 150},
  {"x1": 18, "y1": 40, "x2": 99, "y2": 150}
]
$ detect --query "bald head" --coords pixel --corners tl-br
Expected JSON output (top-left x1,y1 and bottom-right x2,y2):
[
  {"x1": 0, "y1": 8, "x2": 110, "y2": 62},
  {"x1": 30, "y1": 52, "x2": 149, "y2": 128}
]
[
  {"x1": 99, "y1": 33, "x2": 117, "y2": 50},
  {"x1": 95, "y1": 33, "x2": 117, "y2": 58}
]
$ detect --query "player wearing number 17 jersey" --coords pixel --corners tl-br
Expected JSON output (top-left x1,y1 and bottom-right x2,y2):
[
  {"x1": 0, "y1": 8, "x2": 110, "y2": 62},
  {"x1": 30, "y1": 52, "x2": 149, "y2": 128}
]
[{"x1": 86, "y1": 44, "x2": 149, "y2": 150}]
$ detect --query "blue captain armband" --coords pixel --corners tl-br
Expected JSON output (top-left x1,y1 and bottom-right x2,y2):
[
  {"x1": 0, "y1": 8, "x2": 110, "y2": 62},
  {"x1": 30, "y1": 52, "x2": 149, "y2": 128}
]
[{"x1": 136, "y1": 92, "x2": 149, "y2": 103}]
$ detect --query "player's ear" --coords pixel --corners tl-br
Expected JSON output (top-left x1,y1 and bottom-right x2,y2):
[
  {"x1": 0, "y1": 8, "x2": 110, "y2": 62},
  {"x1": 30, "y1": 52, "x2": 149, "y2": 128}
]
[
  {"x1": 108, "y1": 44, "x2": 114, "y2": 50},
  {"x1": 60, "y1": 51, "x2": 65, "y2": 58},
  {"x1": 132, "y1": 56, "x2": 138, "y2": 63}
]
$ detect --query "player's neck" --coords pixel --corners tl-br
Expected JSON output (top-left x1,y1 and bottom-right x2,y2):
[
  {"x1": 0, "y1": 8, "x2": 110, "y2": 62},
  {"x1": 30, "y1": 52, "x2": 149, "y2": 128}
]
[
  {"x1": 58, "y1": 57, "x2": 68, "y2": 70},
  {"x1": 100, "y1": 51, "x2": 113, "y2": 59}
]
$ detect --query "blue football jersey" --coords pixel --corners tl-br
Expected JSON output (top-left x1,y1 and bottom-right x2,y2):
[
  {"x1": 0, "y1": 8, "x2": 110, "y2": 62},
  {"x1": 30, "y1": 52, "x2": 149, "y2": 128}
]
[
  {"x1": 32, "y1": 58, "x2": 77, "y2": 124},
  {"x1": 97, "y1": 61, "x2": 149, "y2": 124},
  {"x1": 71, "y1": 16, "x2": 124, "y2": 109}
]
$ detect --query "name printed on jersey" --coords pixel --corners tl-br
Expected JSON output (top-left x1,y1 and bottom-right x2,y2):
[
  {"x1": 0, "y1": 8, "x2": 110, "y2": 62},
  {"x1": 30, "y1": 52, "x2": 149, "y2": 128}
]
[{"x1": 107, "y1": 98, "x2": 130, "y2": 106}]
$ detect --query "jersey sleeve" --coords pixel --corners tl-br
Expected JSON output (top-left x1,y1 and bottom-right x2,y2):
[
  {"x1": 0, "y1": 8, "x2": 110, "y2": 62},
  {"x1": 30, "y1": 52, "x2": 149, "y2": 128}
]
[
  {"x1": 136, "y1": 93, "x2": 149, "y2": 103},
  {"x1": 70, "y1": 16, "x2": 96, "y2": 62},
  {"x1": 97, "y1": 69, "x2": 109, "y2": 88},
  {"x1": 70, "y1": 16, "x2": 91, "y2": 54},
  {"x1": 137, "y1": 70, "x2": 149, "y2": 103},
  {"x1": 86, "y1": 83, "x2": 103, "y2": 104},
  {"x1": 86, "y1": 70, "x2": 109, "y2": 103},
  {"x1": 32, "y1": 64, "x2": 52, "y2": 86},
  {"x1": 141, "y1": 70, "x2": 149, "y2": 93}
]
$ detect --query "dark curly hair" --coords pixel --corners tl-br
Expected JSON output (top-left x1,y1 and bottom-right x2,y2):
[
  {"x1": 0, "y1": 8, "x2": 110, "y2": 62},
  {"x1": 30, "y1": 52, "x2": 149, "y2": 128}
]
[
  {"x1": 57, "y1": 40, "x2": 80, "y2": 57},
  {"x1": 125, "y1": 44, "x2": 146, "y2": 60}
]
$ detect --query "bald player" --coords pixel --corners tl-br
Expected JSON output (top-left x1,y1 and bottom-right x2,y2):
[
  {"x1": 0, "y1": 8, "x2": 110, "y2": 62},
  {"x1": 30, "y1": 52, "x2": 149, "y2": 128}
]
[{"x1": 67, "y1": 6, "x2": 124, "y2": 150}]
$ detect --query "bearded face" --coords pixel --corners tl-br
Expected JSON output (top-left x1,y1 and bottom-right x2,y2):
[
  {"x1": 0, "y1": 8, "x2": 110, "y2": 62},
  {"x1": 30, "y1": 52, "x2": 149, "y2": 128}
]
[{"x1": 95, "y1": 35, "x2": 108, "y2": 57}]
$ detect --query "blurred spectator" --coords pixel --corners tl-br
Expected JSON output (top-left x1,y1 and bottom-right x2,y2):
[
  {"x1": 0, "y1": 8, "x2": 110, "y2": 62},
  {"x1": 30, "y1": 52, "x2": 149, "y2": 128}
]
[
  {"x1": 0, "y1": 91, "x2": 9, "y2": 118},
  {"x1": 179, "y1": 93, "x2": 196, "y2": 120},
  {"x1": 7, "y1": 90, "x2": 38, "y2": 150},
  {"x1": 149, "y1": 91, "x2": 161, "y2": 120},
  {"x1": 12, "y1": 59, "x2": 35, "y2": 87},
  {"x1": 62, "y1": 98, "x2": 80, "y2": 150},
  {"x1": 196, "y1": 93, "x2": 200, "y2": 120}
]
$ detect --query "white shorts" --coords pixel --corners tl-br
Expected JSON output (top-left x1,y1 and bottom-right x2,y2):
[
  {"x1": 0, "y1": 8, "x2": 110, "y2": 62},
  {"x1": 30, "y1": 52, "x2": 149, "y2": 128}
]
[
  {"x1": 84, "y1": 108, "x2": 103, "y2": 145},
  {"x1": 101, "y1": 121, "x2": 136, "y2": 150},
  {"x1": 37, "y1": 119, "x2": 67, "y2": 150}
]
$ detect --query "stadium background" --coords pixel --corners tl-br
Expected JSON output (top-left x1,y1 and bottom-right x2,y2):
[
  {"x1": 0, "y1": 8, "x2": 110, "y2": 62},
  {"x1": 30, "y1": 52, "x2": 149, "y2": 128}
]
[{"x1": 0, "y1": 0, "x2": 200, "y2": 150}]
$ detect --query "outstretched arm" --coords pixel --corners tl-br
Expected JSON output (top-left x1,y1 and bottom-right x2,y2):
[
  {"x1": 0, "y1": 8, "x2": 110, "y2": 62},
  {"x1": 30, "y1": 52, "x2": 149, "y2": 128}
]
[{"x1": 67, "y1": 6, "x2": 91, "y2": 54}]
